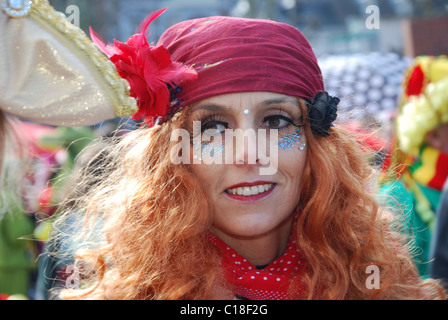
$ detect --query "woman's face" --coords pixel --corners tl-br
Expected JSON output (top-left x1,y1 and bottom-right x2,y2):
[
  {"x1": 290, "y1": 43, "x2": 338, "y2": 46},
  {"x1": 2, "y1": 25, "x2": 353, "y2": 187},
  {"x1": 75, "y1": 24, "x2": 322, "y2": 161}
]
[{"x1": 186, "y1": 92, "x2": 308, "y2": 239}]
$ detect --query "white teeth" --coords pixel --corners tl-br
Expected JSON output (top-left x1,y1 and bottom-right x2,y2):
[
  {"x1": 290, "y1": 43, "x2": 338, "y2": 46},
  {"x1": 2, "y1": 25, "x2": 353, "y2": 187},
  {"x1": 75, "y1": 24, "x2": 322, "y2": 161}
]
[{"x1": 226, "y1": 184, "x2": 273, "y2": 196}]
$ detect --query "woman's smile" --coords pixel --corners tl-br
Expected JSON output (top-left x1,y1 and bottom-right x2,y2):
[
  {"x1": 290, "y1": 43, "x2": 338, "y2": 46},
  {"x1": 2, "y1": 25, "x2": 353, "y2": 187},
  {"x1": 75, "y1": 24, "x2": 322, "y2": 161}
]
[{"x1": 224, "y1": 181, "x2": 276, "y2": 202}]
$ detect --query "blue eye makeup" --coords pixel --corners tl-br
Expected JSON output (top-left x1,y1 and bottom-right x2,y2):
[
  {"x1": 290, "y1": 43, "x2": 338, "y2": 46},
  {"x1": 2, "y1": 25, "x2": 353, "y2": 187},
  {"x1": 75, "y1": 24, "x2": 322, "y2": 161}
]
[
  {"x1": 276, "y1": 128, "x2": 306, "y2": 151},
  {"x1": 189, "y1": 107, "x2": 306, "y2": 161},
  {"x1": 192, "y1": 140, "x2": 225, "y2": 160}
]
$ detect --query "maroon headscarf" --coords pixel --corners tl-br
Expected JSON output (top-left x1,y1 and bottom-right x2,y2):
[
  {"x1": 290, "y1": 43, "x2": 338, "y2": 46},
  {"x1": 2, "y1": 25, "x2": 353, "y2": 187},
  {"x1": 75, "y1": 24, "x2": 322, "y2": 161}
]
[
  {"x1": 91, "y1": 9, "x2": 330, "y2": 126},
  {"x1": 158, "y1": 16, "x2": 325, "y2": 109}
]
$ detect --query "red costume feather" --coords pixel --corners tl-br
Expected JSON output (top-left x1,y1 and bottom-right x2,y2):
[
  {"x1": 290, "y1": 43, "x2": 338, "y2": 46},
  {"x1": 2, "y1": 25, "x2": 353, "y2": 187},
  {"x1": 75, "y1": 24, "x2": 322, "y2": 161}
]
[
  {"x1": 405, "y1": 64, "x2": 425, "y2": 97},
  {"x1": 90, "y1": 8, "x2": 198, "y2": 125}
]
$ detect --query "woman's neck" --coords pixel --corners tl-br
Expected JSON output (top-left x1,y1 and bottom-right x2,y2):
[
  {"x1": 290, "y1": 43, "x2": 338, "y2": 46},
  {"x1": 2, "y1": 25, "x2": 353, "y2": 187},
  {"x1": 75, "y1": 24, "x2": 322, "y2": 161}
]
[{"x1": 211, "y1": 215, "x2": 294, "y2": 267}]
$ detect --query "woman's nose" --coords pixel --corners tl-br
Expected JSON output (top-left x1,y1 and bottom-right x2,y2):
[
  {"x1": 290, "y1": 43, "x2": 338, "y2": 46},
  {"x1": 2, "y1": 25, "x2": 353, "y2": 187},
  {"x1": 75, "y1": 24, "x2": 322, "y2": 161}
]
[
  {"x1": 233, "y1": 128, "x2": 258, "y2": 166},
  {"x1": 232, "y1": 128, "x2": 271, "y2": 167}
]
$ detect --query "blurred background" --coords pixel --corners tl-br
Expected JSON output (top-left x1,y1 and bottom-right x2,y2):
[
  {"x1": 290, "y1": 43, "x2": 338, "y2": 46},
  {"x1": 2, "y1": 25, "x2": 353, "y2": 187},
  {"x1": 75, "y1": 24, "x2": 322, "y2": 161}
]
[
  {"x1": 49, "y1": 0, "x2": 448, "y2": 56},
  {"x1": 48, "y1": 0, "x2": 448, "y2": 122}
]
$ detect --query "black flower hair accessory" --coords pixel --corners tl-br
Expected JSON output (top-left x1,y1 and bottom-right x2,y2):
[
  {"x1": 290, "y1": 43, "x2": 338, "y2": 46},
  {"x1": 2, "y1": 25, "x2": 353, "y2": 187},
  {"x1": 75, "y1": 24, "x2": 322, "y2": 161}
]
[{"x1": 305, "y1": 91, "x2": 339, "y2": 137}]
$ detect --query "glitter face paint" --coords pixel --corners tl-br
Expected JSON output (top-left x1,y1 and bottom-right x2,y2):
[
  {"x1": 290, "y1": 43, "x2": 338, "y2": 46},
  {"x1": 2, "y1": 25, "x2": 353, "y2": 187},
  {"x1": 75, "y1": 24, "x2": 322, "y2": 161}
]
[
  {"x1": 192, "y1": 139, "x2": 225, "y2": 161},
  {"x1": 192, "y1": 127, "x2": 306, "y2": 163},
  {"x1": 277, "y1": 128, "x2": 306, "y2": 151}
]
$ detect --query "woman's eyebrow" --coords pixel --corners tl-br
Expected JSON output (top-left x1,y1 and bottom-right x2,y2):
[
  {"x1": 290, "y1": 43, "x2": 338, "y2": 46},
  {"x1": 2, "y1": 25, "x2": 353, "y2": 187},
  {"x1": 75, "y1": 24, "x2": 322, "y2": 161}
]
[
  {"x1": 191, "y1": 97, "x2": 299, "y2": 113},
  {"x1": 192, "y1": 104, "x2": 227, "y2": 112},
  {"x1": 257, "y1": 98, "x2": 299, "y2": 109}
]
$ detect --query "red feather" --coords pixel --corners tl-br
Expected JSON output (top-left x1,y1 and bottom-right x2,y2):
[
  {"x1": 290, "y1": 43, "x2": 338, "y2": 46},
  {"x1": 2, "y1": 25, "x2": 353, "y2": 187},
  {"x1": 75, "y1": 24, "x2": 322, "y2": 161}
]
[
  {"x1": 138, "y1": 8, "x2": 167, "y2": 37},
  {"x1": 90, "y1": 8, "x2": 197, "y2": 125},
  {"x1": 406, "y1": 64, "x2": 425, "y2": 97}
]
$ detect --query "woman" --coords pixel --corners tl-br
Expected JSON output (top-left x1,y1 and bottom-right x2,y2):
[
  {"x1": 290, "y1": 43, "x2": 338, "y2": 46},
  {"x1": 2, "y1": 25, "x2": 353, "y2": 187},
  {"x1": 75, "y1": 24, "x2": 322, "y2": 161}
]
[
  {"x1": 54, "y1": 9, "x2": 445, "y2": 300},
  {"x1": 380, "y1": 55, "x2": 448, "y2": 277}
]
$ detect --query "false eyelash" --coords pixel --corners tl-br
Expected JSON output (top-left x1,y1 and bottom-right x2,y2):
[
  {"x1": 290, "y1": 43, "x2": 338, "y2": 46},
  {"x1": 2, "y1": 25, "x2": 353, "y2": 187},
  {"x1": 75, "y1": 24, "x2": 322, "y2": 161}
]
[
  {"x1": 189, "y1": 114, "x2": 228, "y2": 140},
  {"x1": 200, "y1": 115, "x2": 228, "y2": 131},
  {"x1": 189, "y1": 110, "x2": 226, "y2": 127},
  {"x1": 262, "y1": 110, "x2": 304, "y2": 131}
]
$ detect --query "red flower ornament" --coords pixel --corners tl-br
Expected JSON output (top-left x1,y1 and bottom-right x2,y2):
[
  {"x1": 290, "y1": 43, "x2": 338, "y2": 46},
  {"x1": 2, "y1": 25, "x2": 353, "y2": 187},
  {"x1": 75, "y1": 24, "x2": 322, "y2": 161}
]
[{"x1": 90, "y1": 8, "x2": 198, "y2": 125}]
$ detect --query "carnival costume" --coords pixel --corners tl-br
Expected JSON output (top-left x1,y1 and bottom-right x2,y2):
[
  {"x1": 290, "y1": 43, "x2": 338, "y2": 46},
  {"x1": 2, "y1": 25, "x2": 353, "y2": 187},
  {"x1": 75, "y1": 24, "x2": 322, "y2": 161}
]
[
  {"x1": 0, "y1": 0, "x2": 137, "y2": 126},
  {"x1": 380, "y1": 55, "x2": 448, "y2": 276},
  {"x1": 88, "y1": 8, "x2": 340, "y2": 300}
]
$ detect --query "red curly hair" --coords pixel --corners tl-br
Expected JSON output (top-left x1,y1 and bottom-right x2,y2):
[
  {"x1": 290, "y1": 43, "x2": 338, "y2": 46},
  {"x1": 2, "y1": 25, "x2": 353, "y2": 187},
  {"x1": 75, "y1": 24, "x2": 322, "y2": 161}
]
[{"x1": 54, "y1": 100, "x2": 445, "y2": 300}]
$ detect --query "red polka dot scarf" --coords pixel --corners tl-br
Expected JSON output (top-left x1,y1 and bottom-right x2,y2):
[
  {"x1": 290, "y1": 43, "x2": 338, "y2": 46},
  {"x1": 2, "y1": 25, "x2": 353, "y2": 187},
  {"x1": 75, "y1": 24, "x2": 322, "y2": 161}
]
[{"x1": 208, "y1": 232, "x2": 307, "y2": 300}]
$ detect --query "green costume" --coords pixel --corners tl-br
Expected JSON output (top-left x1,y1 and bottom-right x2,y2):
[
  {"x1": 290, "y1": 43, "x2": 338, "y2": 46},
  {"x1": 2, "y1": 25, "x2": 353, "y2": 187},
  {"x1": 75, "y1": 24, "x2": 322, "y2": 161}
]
[
  {"x1": 0, "y1": 191, "x2": 35, "y2": 296},
  {"x1": 379, "y1": 175, "x2": 441, "y2": 277}
]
